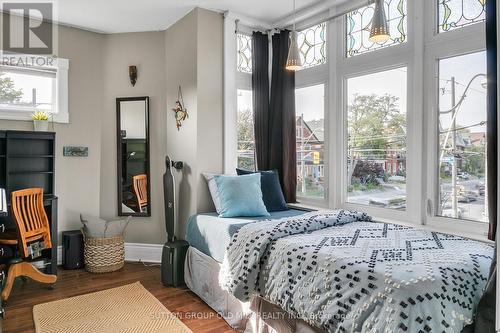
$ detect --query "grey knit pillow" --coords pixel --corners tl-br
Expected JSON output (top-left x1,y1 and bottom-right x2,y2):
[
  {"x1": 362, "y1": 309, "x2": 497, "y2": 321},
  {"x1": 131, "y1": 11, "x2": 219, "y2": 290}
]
[
  {"x1": 80, "y1": 214, "x2": 106, "y2": 237},
  {"x1": 104, "y1": 217, "x2": 131, "y2": 237},
  {"x1": 80, "y1": 215, "x2": 130, "y2": 238}
]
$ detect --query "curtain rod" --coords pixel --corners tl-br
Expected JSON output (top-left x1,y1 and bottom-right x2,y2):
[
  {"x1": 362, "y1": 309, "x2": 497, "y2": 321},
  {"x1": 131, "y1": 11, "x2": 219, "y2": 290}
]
[{"x1": 278, "y1": 0, "x2": 375, "y2": 30}]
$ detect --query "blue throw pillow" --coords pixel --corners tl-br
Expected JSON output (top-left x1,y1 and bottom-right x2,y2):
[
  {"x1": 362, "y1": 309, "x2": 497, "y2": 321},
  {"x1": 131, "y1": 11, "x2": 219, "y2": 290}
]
[
  {"x1": 214, "y1": 174, "x2": 270, "y2": 218},
  {"x1": 236, "y1": 169, "x2": 288, "y2": 212}
]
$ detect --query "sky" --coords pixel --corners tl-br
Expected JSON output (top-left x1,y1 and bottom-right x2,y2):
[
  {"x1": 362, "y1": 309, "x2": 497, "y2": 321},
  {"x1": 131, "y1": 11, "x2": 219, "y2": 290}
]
[
  {"x1": 1, "y1": 70, "x2": 54, "y2": 111},
  {"x1": 296, "y1": 84, "x2": 325, "y2": 121},
  {"x1": 439, "y1": 51, "x2": 487, "y2": 133},
  {"x1": 347, "y1": 67, "x2": 408, "y2": 115}
]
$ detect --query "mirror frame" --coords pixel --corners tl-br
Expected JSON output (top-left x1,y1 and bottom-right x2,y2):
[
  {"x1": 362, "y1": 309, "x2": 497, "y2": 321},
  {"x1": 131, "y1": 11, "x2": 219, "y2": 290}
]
[{"x1": 116, "y1": 96, "x2": 151, "y2": 217}]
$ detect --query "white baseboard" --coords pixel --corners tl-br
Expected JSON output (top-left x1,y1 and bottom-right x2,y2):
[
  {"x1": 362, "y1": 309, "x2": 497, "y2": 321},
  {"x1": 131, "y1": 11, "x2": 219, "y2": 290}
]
[
  {"x1": 124, "y1": 243, "x2": 163, "y2": 263},
  {"x1": 57, "y1": 242, "x2": 163, "y2": 266}
]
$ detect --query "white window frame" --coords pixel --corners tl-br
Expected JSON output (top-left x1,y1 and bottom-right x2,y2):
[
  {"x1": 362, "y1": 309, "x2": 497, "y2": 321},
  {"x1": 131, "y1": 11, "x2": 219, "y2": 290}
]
[
  {"x1": 236, "y1": 32, "x2": 253, "y2": 91},
  {"x1": 223, "y1": 2, "x2": 491, "y2": 240},
  {"x1": 295, "y1": 16, "x2": 330, "y2": 207},
  {"x1": 345, "y1": 0, "x2": 409, "y2": 59},
  {"x1": 322, "y1": 0, "x2": 490, "y2": 240},
  {"x1": 235, "y1": 31, "x2": 254, "y2": 172},
  {"x1": 295, "y1": 72, "x2": 329, "y2": 207},
  {"x1": 338, "y1": 63, "x2": 414, "y2": 222},
  {"x1": 423, "y1": 0, "x2": 489, "y2": 238},
  {"x1": 224, "y1": 12, "x2": 271, "y2": 174},
  {"x1": 0, "y1": 55, "x2": 69, "y2": 123},
  {"x1": 332, "y1": 0, "x2": 419, "y2": 224}
]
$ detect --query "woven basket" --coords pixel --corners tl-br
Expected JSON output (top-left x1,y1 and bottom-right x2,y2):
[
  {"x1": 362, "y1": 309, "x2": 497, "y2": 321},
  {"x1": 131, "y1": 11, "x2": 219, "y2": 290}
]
[{"x1": 83, "y1": 231, "x2": 125, "y2": 273}]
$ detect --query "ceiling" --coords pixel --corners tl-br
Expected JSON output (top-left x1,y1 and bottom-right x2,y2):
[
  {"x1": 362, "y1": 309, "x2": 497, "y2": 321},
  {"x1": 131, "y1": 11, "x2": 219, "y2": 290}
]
[{"x1": 56, "y1": 0, "x2": 325, "y2": 34}]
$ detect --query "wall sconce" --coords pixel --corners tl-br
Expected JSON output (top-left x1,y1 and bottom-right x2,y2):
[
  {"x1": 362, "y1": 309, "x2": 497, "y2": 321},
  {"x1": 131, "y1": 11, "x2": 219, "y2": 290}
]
[{"x1": 129, "y1": 65, "x2": 137, "y2": 86}]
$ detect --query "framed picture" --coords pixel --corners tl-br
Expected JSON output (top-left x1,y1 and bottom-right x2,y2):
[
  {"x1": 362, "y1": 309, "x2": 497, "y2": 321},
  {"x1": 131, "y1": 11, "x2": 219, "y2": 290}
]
[{"x1": 63, "y1": 146, "x2": 88, "y2": 157}]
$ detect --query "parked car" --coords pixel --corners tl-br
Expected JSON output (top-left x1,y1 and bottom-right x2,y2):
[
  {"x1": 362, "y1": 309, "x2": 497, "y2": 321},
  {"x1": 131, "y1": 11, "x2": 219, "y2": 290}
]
[
  {"x1": 457, "y1": 172, "x2": 471, "y2": 180},
  {"x1": 458, "y1": 195, "x2": 476, "y2": 203},
  {"x1": 458, "y1": 187, "x2": 479, "y2": 199},
  {"x1": 441, "y1": 207, "x2": 465, "y2": 219},
  {"x1": 388, "y1": 175, "x2": 406, "y2": 183},
  {"x1": 476, "y1": 183, "x2": 485, "y2": 196}
]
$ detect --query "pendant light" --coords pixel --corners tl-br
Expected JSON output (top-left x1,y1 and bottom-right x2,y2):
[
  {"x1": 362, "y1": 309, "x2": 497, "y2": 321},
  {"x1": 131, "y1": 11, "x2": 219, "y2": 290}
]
[
  {"x1": 285, "y1": 0, "x2": 302, "y2": 71},
  {"x1": 369, "y1": 0, "x2": 390, "y2": 43}
]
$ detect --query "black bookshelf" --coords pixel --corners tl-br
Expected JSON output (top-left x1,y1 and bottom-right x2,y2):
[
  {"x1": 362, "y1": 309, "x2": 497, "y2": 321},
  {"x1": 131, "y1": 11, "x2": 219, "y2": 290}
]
[{"x1": 0, "y1": 131, "x2": 58, "y2": 275}]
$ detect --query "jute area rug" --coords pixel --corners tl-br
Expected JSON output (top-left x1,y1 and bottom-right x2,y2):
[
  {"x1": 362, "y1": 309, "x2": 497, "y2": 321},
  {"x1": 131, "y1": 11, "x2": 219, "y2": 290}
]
[{"x1": 33, "y1": 282, "x2": 192, "y2": 333}]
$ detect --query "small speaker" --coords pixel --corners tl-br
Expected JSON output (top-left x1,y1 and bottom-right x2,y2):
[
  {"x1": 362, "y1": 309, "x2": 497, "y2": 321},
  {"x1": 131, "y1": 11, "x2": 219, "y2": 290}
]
[
  {"x1": 161, "y1": 240, "x2": 188, "y2": 287},
  {"x1": 62, "y1": 230, "x2": 84, "y2": 270}
]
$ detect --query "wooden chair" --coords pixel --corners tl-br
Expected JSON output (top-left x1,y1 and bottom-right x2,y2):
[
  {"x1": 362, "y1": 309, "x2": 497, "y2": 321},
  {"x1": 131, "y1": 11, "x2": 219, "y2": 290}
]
[
  {"x1": 132, "y1": 174, "x2": 148, "y2": 213},
  {"x1": 0, "y1": 188, "x2": 57, "y2": 302}
]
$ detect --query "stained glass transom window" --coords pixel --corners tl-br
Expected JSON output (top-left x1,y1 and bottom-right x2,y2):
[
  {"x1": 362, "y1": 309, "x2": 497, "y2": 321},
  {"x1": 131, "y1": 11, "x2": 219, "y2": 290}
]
[
  {"x1": 237, "y1": 34, "x2": 252, "y2": 74},
  {"x1": 346, "y1": 0, "x2": 407, "y2": 57},
  {"x1": 438, "y1": 0, "x2": 486, "y2": 33},
  {"x1": 297, "y1": 22, "x2": 327, "y2": 69}
]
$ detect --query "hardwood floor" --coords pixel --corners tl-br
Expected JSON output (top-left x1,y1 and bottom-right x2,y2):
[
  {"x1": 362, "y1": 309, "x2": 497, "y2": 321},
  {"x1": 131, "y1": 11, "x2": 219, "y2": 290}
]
[{"x1": 2, "y1": 262, "x2": 236, "y2": 333}]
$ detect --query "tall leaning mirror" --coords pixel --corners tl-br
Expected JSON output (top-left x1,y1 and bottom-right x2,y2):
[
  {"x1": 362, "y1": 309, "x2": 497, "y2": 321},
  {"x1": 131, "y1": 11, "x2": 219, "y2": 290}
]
[{"x1": 116, "y1": 96, "x2": 150, "y2": 216}]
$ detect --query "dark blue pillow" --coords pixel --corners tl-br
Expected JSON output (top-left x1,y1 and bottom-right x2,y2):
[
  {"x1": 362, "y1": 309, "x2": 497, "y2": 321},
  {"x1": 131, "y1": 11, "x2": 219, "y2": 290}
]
[{"x1": 236, "y1": 169, "x2": 288, "y2": 212}]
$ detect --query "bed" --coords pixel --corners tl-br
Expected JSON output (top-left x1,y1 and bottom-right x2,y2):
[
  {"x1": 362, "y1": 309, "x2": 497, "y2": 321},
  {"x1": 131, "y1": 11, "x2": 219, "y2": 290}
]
[
  {"x1": 184, "y1": 209, "x2": 494, "y2": 333},
  {"x1": 186, "y1": 209, "x2": 306, "y2": 263}
]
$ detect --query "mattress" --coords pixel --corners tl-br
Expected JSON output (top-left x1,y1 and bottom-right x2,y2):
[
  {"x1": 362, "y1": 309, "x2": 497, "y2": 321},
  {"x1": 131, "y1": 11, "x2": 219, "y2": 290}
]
[
  {"x1": 184, "y1": 246, "x2": 323, "y2": 333},
  {"x1": 185, "y1": 209, "x2": 306, "y2": 262}
]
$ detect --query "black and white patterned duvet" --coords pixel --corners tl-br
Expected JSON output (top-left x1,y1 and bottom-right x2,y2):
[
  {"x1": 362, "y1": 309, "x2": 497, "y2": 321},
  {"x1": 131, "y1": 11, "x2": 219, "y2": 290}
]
[{"x1": 219, "y1": 210, "x2": 493, "y2": 333}]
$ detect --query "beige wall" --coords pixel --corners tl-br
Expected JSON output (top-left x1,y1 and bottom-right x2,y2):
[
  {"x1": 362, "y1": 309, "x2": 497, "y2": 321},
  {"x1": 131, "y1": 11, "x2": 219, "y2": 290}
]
[
  {"x1": 0, "y1": 25, "x2": 104, "y2": 244},
  {"x1": 100, "y1": 31, "x2": 167, "y2": 244},
  {"x1": 195, "y1": 9, "x2": 224, "y2": 214},
  {"x1": 0, "y1": 8, "x2": 223, "y2": 245},
  {"x1": 165, "y1": 8, "x2": 223, "y2": 239},
  {"x1": 165, "y1": 10, "x2": 199, "y2": 239}
]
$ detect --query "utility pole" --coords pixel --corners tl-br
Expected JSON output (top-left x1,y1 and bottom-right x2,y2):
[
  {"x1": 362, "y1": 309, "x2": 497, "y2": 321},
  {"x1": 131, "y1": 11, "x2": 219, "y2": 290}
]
[{"x1": 451, "y1": 77, "x2": 458, "y2": 218}]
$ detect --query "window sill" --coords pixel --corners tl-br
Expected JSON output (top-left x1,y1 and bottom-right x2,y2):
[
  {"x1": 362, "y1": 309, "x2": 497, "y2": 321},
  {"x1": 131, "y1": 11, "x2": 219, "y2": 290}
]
[
  {"x1": 0, "y1": 110, "x2": 68, "y2": 124},
  {"x1": 287, "y1": 202, "x2": 322, "y2": 212},
  {"x1": 287, "y1": 203, "x2": 492, "y2": 245},
  {"x1": 376, "y1": 217, "x2": 492, "y2": 244}
]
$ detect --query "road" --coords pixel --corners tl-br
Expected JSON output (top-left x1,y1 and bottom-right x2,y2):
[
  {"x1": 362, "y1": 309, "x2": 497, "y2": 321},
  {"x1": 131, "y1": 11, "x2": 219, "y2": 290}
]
[{"x1": 348, "y1": 178, "x2": 487, "y2": 222}]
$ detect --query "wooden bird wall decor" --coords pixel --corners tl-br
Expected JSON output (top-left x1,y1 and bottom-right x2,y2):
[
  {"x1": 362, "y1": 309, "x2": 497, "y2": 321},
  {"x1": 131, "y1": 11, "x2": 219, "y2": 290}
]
[{"x1": 172, "y1": 86, "x2": 188, "y2": 130}]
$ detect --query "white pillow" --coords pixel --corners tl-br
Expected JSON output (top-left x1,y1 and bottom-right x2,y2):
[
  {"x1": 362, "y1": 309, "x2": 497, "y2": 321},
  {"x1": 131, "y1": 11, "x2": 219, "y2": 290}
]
[{"x1": 203, "y1": 173, "x2": 222, "y2": 214}]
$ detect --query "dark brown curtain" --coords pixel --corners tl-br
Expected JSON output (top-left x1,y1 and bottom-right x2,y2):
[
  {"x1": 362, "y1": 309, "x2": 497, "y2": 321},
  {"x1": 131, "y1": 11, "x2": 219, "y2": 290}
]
[
  {"x1": 463, "y1": 0, "x2": 497, "y2": 331},
  {"x1": 252, "y1": 31, "x2": 270, "y2": 171},
  {"x1": 268, "y1": 30, "x2": 297, "y2": 203}
]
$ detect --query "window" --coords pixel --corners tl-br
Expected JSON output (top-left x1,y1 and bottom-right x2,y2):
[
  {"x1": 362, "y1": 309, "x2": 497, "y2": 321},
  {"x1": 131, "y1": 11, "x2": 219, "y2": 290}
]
[
  {"x1": 296, "y1": 84, "x2": 326, "y2": 199},
  {"x1": 438, "y1": 0, "x2": 486, "y2": 33},
  {"x1": 437, "y1": 51, "x2": 487, "y2": 222},
  {"x1": 225, "y1": 0, "x2": 490, "y2": 237},
  {"x1": 236, "y1": 33, "x2": 254, "y2": 170},
  {"x1": 237, "y1": 34, "x2": 252, "y2": 74},
  {"x1": 346, "y1": 0, "x2": 407, "y2": 57},
  {"x1": 0, "y1": 56, "x2": 68, "y2": 123},
  {"x1": 237, "y1": 89, "x2": 255, "y2": 170},
  {"x1": 297, "y1": 23, "x2": 327, "y2": 69},
  {"x1": 346, "y1": 68, "x2": 407, "y2": 210},
  {"x1": 0, "y1": 67, "x2": 55, "y2": 112}
]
